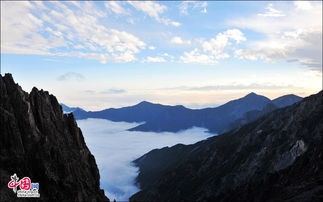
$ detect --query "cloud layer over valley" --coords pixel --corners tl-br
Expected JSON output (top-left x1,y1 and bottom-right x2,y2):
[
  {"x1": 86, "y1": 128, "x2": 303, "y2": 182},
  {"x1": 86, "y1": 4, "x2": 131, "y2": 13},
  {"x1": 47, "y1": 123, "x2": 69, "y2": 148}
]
[{"x1": 77, "y1": 118, "x2": 214, "y2": 201}]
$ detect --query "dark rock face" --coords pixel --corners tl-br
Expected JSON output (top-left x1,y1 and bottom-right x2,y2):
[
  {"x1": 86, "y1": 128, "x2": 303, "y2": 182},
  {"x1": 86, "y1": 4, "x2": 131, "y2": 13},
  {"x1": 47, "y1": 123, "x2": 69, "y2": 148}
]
[
  {"x1": 130, "y1": 91, "x2": 323, "y2": 202},
  {"x1": 0, "y1": 74, "x2": 109, "y2": 202}
]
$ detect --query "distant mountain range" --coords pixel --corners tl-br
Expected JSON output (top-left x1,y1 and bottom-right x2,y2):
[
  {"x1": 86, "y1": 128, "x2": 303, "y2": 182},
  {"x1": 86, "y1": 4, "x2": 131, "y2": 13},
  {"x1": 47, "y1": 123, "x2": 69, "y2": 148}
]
[
  {"x1": 67, "y1": 92, "x2": 302, "y2": 134},
  {"x1": 61, "y1": 103, "x2": 85, "y2": 113},
  {"x1": 130, "y1": 90, "x2": 323, "y2": 202}
]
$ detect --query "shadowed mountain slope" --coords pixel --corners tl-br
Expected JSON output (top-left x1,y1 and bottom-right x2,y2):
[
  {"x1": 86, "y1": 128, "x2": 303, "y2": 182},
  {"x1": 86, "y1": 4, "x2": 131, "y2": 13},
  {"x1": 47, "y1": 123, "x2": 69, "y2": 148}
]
[{"x1": 130, "y1": 91, "x2": 323, "y2": 202}]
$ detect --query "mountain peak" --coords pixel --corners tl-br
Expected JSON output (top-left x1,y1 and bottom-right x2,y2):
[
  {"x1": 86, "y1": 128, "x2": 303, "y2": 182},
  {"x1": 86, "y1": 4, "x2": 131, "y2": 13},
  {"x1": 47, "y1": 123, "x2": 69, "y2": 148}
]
[
  {"x1": 137, "y1": 101, "x2": 154, "y2": 106},
  {"x1": 3, "y1": 73, "x2": 14, "y2": 81},
  {"x1": 273, "y1": 94, "x2": 302, "y2": 108},
  {"x1": 245, "y1": 92, "x2": 259, "y2": 97},
  {"x1": 60, "y1": 103, "x2": 85, "y2": 113},
  {"x1": 275, "y1": 94, "x2": 302, "y2": 99},
  {"x1": 242, "y1": 92, "x2": 271, "y2": 102}
]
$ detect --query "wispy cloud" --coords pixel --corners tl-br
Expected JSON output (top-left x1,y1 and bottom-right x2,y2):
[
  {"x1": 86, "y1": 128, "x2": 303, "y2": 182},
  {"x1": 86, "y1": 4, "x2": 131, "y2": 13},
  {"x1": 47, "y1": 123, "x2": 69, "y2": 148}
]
[
  {"x1": 142, "y1": 56, "x2": 166, "y2": 63},
  {"x1": 84, "y1": 90, "x2": 96, "y2": 94},
  {"x1": 294, "y1": 1, "x2": 313, "y2": 10},
  {"x1": 231, "y1": 1, "x2": 322, "y2": 70},
  {"x1": 1, "y1": 1, "x2": 146, "y2": 63},
  {"x1": 159, "y1": 82, "x2": 300, "y2": 92},
  {"x1": 84, "y1": 89, "x2": 127, "y2": 94},
  {"x1": 57, "y1": 72, "x2": 85, "y2": 81},
  {"x1": 128, "y1": 1, "x2": 181, "y2": 26},
  {"x1": 170, "y1": 36, "x2": 191, "y2": 45},
  {"x1": 179, "y1": 1, "x2": 208, "y2": 15},
  {"x1": 105, "y1": 1, "x2": 128, "y2": 15},
  {"x1": 257, "y1": 4, "x2": 285, "y2": 17},
  {"x1": 101, "y1": 89, "x2": 126, "y2": 94}
]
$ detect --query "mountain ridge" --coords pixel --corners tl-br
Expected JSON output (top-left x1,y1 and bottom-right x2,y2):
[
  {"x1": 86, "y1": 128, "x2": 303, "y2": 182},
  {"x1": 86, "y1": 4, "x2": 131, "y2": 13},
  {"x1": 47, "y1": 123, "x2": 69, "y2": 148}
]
[
  {"x1": 60, "y1": 103, "x2": 85, "y2": 113},
  {"x1": 71, "y1": 92, "x2": 302, "y2": 133},
  {"x1": 130, "y1": 90, "x2": 323, "y2": 202}
]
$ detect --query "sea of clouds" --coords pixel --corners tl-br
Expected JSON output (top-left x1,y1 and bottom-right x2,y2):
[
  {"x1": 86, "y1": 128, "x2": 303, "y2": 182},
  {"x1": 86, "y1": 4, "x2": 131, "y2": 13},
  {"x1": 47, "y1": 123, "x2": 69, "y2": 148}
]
[{"x1": 77, "y1": 118, "x2": 214, "y2": 201}]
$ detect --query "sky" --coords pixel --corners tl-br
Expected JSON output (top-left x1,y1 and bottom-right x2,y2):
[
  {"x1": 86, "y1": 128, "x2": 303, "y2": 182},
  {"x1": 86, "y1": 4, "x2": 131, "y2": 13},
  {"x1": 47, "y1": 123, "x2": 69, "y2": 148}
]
[
  {"x1": 77, "y1": 118, "x2": 214, "y2": 201},
  {"x1": 1, "y1": 1, "x2": 322, "y2": 110}
]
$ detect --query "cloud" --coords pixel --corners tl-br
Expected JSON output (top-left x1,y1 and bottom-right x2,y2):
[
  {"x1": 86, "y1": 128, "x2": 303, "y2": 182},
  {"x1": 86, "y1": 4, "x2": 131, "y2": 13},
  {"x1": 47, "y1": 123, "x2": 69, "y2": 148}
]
[
  {"x1": 160, "y1": 52, "x2": 175, "y2": 61},
  {"x1": 1, "y1": 1, "x2": 64, "y2": 56},
  {"x1": 42, "y1": 58, "x2": 61, "y2": 62},
  {"x1": 294, "y1": 1, "x2": 312, "y2": 10},
  {"x1": 179, "y1": 3, "x2": 189, "y2": 15},
  {"x1": 170, "y1": 36, "x2": 191, "y2": 45},
  {"x1": 180, "y1": 49, "x2": 218, "y2": 64},
  {"x1": 128, "y1": 1, "x2": 181, "y2": 26},
  {"x1": 105, "y1": 1, "x2": 128, "y2": 15},
  {"x1": 128, "y1": 1, "x2": 166, "y2": 20},
  {"x1": 202, "y1": 29, "x2": 246, "y2": 53},
  {"x1": 179, "y1": 1, "x2": 208, "y2": 15},
  {"x1": 159, "y1": 18, "x2": 181, "y2": 27},
  {"x1": 57, "y1": 72, "x2": 85, "y2": 81},
  {"x1": 142, "y1": 56, "x2": 166, "y2": 63},
  {"x1": 257, "y1": 4, "x2": 285, "y2": 17},
  {"x1": 159, "y1": 82, "x2": 299, "y2": 92},
  {"x1": 77, "y1": 118, "x2": 214, "y2": 201},
  {"x1": 180, "y1": 29, "x2": 246, "y2": 64},
  {"x1": 101, "y1": 89, "x2": 126, "y2": 94},
  {"x1": 230, "y1": 1, "x2": 322, "y2": 70},
  {"x1": 1, "y1": 1, "x2": 146, "y2": 63},
  {"x1": 83, "y1": 89, "x2": 127, "y2": 94},
  {"x1": 84, "y1": 90, "x2": 96, "y2": 94}
]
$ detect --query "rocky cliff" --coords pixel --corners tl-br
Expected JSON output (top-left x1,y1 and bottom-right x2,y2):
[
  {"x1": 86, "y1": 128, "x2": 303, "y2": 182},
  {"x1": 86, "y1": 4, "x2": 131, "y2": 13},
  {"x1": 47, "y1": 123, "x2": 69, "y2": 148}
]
[
  {"x1": 131, "y1": 91, "x2": 323, "y2": 202},
  {"x1": 0, "y1": 74, "x2": 109, "y2": 202}
]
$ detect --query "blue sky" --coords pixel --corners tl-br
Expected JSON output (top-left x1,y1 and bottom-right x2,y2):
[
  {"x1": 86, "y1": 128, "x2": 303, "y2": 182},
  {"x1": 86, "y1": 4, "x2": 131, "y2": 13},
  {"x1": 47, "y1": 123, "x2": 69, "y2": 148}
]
[{"x1": 1, "y1": 1, "x2": 322, "y2": 110}]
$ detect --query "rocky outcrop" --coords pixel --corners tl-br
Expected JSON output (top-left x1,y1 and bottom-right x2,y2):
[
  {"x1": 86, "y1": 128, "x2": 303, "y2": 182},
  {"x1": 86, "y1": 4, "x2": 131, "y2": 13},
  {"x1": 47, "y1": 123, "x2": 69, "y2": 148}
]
[
  {"x1": 130, "y1": 91, "x2": 323, "y2": 202},
  {"x1": 0, "y1": 74, "x2": 109, "y2": 201}
]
